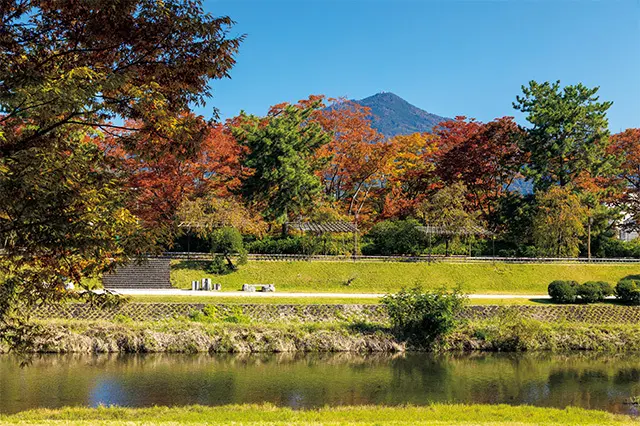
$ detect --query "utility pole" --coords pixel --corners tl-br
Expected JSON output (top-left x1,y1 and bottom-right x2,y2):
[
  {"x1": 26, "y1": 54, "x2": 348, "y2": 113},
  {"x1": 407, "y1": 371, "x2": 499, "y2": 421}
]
[
  {"x1": 587, "y1": 216, "x2": 593, "y2": 261},
  {"x1": 353, "y1": 214, "x2": 359, "y2": 261}
]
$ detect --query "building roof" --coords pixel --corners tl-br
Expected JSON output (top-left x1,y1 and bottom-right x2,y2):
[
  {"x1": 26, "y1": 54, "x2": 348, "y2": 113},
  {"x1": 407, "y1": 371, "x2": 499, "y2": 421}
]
[{"x1": 286, "y1": 221, "x2": 357, "y2": 233}]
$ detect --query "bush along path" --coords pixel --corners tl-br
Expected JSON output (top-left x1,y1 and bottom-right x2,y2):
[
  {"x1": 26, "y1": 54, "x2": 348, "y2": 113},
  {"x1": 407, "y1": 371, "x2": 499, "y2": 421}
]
[{"x1": 547, "y1": 278, "x2": 640, "y2": 306}]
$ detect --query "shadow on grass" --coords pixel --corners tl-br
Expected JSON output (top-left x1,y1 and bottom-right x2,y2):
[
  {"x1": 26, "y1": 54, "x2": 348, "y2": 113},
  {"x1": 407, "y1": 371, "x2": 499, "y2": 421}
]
[
  {"x1": 528, "y1": 298, "x2": 556, "y2": 305},
  {"x1": 600, "y1": 299, "x2": 634, "y2": 306},
  {"x1": 531, "y1": 298, "x2": 631, "y2": 306},
  {"x1": 622, "y1": 275, "x2": 640, "y2": 281},
  {"x1": 171, "y1": 260, "x2": 210, "y2": 271},
  {"x1": 171, "y1": 260, "x2": 238, "y2": 276}
]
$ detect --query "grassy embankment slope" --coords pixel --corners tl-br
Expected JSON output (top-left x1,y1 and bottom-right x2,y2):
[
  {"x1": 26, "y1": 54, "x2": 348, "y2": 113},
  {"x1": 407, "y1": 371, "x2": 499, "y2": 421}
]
[
  {"x1": 0, "y1": 404, "x2": 635, "y2": 425},
  {"x1": 15, "y1": 316, "x2": 640, "y2": 353},
  {"x1": 170, "y1": 260, "x2": 640, "y2": 294}
]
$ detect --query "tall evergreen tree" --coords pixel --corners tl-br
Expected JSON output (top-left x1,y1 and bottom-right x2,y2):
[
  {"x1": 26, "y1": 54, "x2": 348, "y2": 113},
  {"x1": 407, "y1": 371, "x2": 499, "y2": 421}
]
[
  {"x1": 514, "y1": 81, "x2": 613, "y2": 190},
  {"x1": 233, "y1": 103, "x2": 330, "y2": 227}
]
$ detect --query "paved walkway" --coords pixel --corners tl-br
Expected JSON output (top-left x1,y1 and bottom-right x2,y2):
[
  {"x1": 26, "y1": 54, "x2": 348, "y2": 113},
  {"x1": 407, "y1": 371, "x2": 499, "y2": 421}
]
[{"x1": 112, "y1": 289, "x2": 551, "y2": 299}]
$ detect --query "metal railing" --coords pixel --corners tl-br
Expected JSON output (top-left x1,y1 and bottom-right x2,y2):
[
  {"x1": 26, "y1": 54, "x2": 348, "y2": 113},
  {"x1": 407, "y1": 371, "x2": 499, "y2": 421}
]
[{"x1": 159, "y1": 252, "x2": 640, "y2": 264}]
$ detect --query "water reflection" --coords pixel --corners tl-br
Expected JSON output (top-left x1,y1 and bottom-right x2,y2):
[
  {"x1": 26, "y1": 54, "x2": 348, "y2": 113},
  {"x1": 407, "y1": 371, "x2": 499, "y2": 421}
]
[{"x1": 0, "y1": 352, "x2": 639, "y2": 415}]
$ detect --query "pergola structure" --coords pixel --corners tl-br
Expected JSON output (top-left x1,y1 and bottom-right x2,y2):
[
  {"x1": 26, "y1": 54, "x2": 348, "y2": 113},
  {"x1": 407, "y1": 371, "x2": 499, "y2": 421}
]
[
  {"x1": 416, "y1": 224, "x2": 496, "y2": 257},
  {"x1": 415, "y1": 225, "x2": 494, "y2": 236},
  {"x1": 285, "y1": 221, "x2": 358, "y2": 256},
  {"x1": 178, "y1": 221, "x2": 221, "y2": 229},
  {"x1": 285, "y1": 221, "x2": 357, "y2": 234},
  {"x1": 177, "y1": 221, "x2": 227, "y2": 255}
]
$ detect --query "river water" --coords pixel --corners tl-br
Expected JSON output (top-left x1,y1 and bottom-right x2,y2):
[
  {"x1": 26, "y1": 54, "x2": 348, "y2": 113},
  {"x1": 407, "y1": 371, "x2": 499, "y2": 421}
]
[{"x1": 0, "y1": 352, "x2": 639, "y2": 415}]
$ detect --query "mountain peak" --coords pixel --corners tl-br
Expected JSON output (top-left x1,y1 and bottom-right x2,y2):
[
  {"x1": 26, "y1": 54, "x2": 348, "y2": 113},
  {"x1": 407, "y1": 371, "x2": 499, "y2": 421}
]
[
  {"x1": 363, "y1": 92, "x2": 405, "y2": 101},
  {"x1": 353, "y1": 93, "x2": 449, "y2": 137}
]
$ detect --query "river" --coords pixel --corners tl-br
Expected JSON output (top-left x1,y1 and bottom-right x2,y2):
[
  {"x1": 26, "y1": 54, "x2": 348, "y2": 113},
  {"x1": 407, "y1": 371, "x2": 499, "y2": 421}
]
[{"x1": 0, "y1": 352, "x2": 639, "y2": 415}]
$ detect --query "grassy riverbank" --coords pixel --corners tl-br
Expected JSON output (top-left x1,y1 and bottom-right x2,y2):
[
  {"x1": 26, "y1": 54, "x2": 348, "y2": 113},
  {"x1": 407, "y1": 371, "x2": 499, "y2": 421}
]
[
  {"x1": 441, "y1": 316, "x2": 640, "y2": 352},
  {"x1": 0, "y1": 403, "x2": 634, "y2": 425},
  {"x1": 6, "y1": 315, "x2": 640, "y2": 354},
  {"x1": 170, "y1": 260, "x2": 640, "y2": 294}
]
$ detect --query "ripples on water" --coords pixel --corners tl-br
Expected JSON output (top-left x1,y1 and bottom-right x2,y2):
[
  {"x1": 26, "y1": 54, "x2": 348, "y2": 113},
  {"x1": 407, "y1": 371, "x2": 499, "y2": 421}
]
[{"x1": 0, "y1": 352, "x2": 639, "y2": 415}]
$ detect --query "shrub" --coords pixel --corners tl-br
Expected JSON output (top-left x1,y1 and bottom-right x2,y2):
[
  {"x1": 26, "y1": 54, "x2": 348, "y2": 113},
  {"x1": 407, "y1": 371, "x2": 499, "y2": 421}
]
[
  {"x1": 202, "y1": 305, "x2": 219, "y2": 318},
  {"x1": 189, "y1": 306, "x2": 220, "y2": 323},
  {"x1": 578, "y1": 281, "x2": 611, "y2": 304},
  {"x1": 186, "y1": 305, "x2": 250, "y2": 323},
  {"x1": 547, "y1": 280, "x2": 578, "y2": 303},
  {"x1": 363, "y1": 219, "x2": 426, "y2": 256},
  {"x1": 246, "y1": 236, "x2": 315, "y2": 255},
  {"x1": 598, "y1": 238, "x2": 640, "y2": 259},
  {"x1": 188, "y1": 309, "x2": 207, "y2": 322},
  {"x1": 246, "y1": 234, "x2": 355, "y2": 256},
  {"x1": 598, "y1": 281, "x2": 614, "y2": 297},
  {"x1": 615, "y1": 280, "x2": 640, "y2": 305},
  {"x1": 220, "y1": 305, "x2": 250, "y2": 324},
  {"x1": 113, "y1": 314, "x2": 133, "y2": 324},
  {"x1": 203, "y1": 227, "x2": 248, "y2": 273},
  {"x1": 205, "y1": 256, "x2": 228, "y2": 274},
  {"x1": 381, "y1": 286, "x2": 466, "y2": 345}
]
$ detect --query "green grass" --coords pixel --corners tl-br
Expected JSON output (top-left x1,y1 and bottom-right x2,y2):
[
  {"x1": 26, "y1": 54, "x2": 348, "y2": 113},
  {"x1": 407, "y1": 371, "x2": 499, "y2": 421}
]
[
  {"x1": 126, "y1": 295, "x2": 559, "y2": 306},
  {"x1": 0, "y1": 403, "x2": 634, "y2": 425},
  {"x1": 170, "y1": 260, "x2": 640, "y2": 294},
  {"x1": 466, "y1": 298, "x2": 548, "y2": 306},
  {"x1": 127, "y1": 295, "x2": 381, "y2": 304},
  {"x1": 469, "y1": 298, "x2": 637, "y2": 306},
  {"x1": 443, "y1": 316, "x2": 640, "y2": 352},
  {"x1": 128, "y1": 294, "x2": 626, "y2": 306}
]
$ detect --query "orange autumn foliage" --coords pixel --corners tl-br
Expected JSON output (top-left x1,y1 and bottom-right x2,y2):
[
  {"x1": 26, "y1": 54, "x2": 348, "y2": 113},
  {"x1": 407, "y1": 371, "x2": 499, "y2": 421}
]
[
  {"x1": 435, "y1": 116, "x2": 523, "y2": 218},
  {"x1": 381, "y1": 132, "x2": 441, "y2": 218},
  {"x1": 101, "y1": 121, "x2": 244, "y2": 229},
  {"x1": 312, "y1": 98, "x2": 392, "y2": 222},
  {"x1": 608, "y1": 128, "x2": 640, "y2": 208}
]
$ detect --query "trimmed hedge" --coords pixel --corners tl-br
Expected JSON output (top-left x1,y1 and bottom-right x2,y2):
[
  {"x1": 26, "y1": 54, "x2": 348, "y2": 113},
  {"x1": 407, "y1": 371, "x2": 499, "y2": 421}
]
[
  {"x1": 578, "y1": 281, "x2": 613, "y2": 304},
  {"x1": 548, "y1": 280, "x2": 612, "y2": 304},
  {"x1": 615, "y1": 279, "x2": 640, "y2": 305},
  {"x1": 548, "y1": 280, "x2": 579, "y2": 303}
]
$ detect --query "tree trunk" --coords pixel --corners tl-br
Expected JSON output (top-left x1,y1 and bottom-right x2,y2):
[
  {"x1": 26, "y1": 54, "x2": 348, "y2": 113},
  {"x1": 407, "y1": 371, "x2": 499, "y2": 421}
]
[{"x1": 224, "y1": 254, "x2": 236, "y2": 271}]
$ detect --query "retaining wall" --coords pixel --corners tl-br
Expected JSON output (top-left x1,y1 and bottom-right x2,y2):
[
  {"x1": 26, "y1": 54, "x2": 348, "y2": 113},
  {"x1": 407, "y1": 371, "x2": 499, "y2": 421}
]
[{"x1": 30, "y1": 303, "x2": 640, "y2": 325}]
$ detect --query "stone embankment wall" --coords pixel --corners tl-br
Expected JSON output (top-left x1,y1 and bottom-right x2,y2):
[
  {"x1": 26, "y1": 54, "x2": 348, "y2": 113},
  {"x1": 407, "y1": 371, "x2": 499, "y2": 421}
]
[
  {"x1": 31, "y1": 303, "x2": 640, "y2": 324},
  {"x1": 102, "y1": 259, "x2": 172, "y2": 289}
]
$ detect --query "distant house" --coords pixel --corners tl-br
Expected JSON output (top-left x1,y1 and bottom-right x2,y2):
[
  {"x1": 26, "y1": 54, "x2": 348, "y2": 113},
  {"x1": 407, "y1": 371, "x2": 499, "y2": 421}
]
[
  {"x1": 615, "y1": 210, "x2": 639, "y2": 242},
  {"x1": 618, "y1": 226, "x2": 639, "y2": 242}
]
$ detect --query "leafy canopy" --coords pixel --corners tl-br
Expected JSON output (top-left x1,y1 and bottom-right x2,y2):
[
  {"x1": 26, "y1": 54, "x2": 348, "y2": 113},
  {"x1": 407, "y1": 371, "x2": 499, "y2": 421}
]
[
  {"x1": 0, "y1": 0, "x2": 242, "y2": 327},
  {"x1": 418, "y1": 182, "x2": 482, "y2": 234},
  {"x1": 532, "y1": 186, "x2": 587, "y2": 257}
]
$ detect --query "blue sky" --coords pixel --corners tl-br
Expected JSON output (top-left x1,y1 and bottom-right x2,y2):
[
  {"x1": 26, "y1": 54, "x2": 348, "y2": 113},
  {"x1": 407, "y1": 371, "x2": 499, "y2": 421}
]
[{"x1": 200, "y1": 0, "x2": 640, "y2": 132}]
